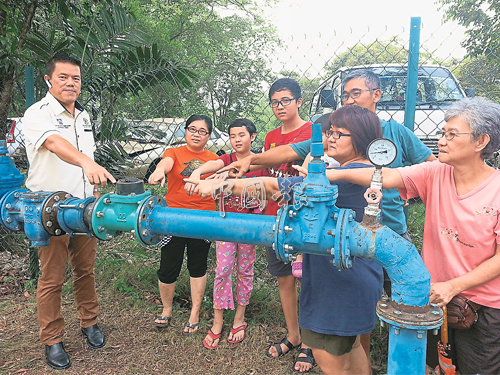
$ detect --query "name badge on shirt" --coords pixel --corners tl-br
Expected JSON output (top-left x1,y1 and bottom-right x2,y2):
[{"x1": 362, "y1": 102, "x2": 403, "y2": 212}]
[
  {"x1": 55, "y1": 119, "x2": 70, "y2": 129},
  {"x1": 83, "y1": 117, "x2": 92, "y2": 132}
]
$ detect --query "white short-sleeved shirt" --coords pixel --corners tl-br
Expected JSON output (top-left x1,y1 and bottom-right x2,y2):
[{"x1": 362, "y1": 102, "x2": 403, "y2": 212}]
[{"x1": 24, "y1": 92, "x2": 96, "y2": 198}]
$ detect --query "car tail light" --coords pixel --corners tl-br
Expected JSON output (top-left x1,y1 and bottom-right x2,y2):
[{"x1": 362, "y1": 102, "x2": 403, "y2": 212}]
[{"x1": 6, "y1": 120, "x2": 16, "y2": 143}]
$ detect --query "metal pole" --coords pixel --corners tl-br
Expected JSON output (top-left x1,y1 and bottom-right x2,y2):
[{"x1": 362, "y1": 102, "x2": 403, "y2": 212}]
[{"x1": 404, "y1": 17, "x2": 421, "y2": 131}]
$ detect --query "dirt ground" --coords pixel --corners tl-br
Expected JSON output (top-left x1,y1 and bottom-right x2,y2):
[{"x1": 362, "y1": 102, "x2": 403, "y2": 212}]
[{"x1": 0, "y1": 267, "x2": 324, "y2": 375}]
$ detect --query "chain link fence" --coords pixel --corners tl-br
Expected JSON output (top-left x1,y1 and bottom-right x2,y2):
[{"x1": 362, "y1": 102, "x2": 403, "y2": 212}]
[{"x1": 2, "y1": 17, "x2": 499, "y2": 309}]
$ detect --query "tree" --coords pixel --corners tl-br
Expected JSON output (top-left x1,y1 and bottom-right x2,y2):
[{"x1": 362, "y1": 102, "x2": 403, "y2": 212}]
[
  {"x1": 0, "y1": 0, "x2": 39, "y2": 134},
  {"x1": 127, "y1": 0, "x2": 280, "y2": 130},
  {"x1": 438, "y1": 0, "x2": 500, "y2": 59},
  {"x1": 0, "y1": 0, "x2": 196, "y2": 175}
]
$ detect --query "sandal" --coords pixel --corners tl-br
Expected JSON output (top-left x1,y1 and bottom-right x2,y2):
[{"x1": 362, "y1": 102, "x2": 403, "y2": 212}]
[
  {"x1": 294, "y1": 347, "x2": 315, "y2": 373},
  {"x1": 227, "y1": 322, "x2": 247, "y2": 344},
  {"x1": 154, "y1": 316, "x2": 171, "y2": 328},
  {"x1": 266, "y1": 337, "x2": 300, "y2": 358},
  {"x1": 292, "y1": 260, "x2": 302, "y2": 279},
  {"x1": 183, "y1": 321, "x2": 199, "y2": 334},
  {"x1": 203, "y1": 329, "x2": 222, "y2": 350}
]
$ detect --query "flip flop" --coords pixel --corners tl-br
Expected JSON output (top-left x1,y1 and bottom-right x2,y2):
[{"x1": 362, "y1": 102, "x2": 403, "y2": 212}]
[
  {"x1": 183, "y1": 321, "x2": 199, "y2": 334},
  {"x1": 266, "y1": 337, "x2": 300, "y2": 358},
  {"x1": 154, "y1": 316, "x2": 171, "y2": 328},
  {"x1": 203, "y1": 329, "x2": 222, "y2": 350},
  {"x1": 292, "y1": 260, "x2": 302, "y2": 279},
  {"x1": 227, "y1": 322, "x2": 248, "y2": 344}
]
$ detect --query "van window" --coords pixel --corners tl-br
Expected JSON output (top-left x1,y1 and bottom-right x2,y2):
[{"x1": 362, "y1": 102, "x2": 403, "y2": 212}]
[{"x1": 369, "y1": 67, "x2": 465, "y2": 108}]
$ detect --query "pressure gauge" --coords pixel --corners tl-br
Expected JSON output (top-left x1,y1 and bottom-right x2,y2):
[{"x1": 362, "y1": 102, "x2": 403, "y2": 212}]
[{"x1": 367, "y1": 138, "x2": 397, "y2": 167}]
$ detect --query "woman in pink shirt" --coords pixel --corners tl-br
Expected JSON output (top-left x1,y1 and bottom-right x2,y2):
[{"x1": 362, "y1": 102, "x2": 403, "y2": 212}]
[{"x1": 325, "y1": 97, "x2": 500, "y2": 374}]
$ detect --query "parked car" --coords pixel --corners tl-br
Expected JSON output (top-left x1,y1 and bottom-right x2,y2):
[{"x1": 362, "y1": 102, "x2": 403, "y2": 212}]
[
  {"x1": 5, "y1": 117, "x2": 28, "y2": 169},
  {"x1": 107, "y1": 118, "x2": 233, "y2": 180},
  {"x1": 309, "y1": 64, "x2": 475, "y2": 156}
]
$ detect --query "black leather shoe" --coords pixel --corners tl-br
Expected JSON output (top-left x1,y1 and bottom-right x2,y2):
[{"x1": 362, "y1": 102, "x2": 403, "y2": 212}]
[
  {"x1": 81, "y1": 324, "x2": 105, "y2": 349},
  {"x1": 45, "y1": 342, "x2": 71, "y2": 370}
]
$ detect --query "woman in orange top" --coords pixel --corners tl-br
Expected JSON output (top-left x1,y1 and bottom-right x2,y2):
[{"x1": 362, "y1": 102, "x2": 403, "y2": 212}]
[{"x1": 148, "y1": 114, "x2": 219, "y2": 333}]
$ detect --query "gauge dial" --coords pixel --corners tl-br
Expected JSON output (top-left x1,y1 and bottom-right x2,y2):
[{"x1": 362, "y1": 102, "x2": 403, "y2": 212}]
[{"x1": 367, "y1": 138, "x2": 397, "y2": 167}]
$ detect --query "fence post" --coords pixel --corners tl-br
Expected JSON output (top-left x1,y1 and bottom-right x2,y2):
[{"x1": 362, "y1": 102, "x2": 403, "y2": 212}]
[
  {"x1": 25, "y1": 66, "x2": 35, "y2": 109},
  {"x1": 403, "y1": 17, "x2": 421, "y2": 224},
  {"x1": 26, "y1": 66, "x2": 38, "y2": 279},
  {"x1": 404, "y1": 17, "x2": 421, "y2": 131}
]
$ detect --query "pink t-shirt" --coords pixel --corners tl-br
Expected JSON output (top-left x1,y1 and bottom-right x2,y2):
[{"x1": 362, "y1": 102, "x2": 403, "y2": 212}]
[{"x1": 398, "y1": 161, "x2": 500, "y2": 308}]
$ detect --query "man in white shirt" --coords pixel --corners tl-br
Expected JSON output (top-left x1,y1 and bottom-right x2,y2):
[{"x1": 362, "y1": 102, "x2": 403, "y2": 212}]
[{"x1": 23, "y1": 54, "x2": 115, "y2": 370}]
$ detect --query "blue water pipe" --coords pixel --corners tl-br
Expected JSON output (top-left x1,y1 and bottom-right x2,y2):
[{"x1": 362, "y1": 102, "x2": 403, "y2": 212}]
[{"x1": 0, "y1": 129, "x2": 442, "y2": 374}]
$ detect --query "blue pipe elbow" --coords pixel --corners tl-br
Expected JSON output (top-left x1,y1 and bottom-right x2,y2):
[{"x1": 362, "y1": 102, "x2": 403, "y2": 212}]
[{"x1": 349, "y1": 223, "x2": 430, "y2": 307}]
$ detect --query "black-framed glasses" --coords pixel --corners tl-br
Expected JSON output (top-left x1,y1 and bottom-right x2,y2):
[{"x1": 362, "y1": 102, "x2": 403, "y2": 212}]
[
  {"x1": 436, "y1": 130, "x2": 471, "y2": 141},
  {"x1": 186, "y1": 126, "x2": 209, "y2": 136},
  {"x1": 326, "y1": 130, "x2": 351, "y2": 139},
  {"x1": 342, "y1": 88, "x2": 378, "y2": 101},
  {"x1": 270, "y1": 97, "x2": 298, "y2": 108}
]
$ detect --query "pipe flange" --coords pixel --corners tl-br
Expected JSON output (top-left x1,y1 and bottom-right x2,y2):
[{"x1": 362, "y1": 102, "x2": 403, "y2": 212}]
[
  {"x1": 41, "y1": 191, "x2": 71, "y2": 236},
  {"x1": 136, "y1": 196, "x2": 166, "y2": 245},
  {"x1": 377, "y1": 298, "x2": 443, "y2": 329}
]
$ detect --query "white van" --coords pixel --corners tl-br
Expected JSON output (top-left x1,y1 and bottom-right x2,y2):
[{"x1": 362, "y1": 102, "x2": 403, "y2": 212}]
[{"x1": 309, "y1": 64, "x2": 474, "y2": 155}]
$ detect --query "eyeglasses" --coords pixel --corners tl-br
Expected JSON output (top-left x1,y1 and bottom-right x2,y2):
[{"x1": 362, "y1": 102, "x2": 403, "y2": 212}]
[
  {"x1": 270, "y1": 97, "x2": 298, "y2": 108},
  {"x1": 325, "y1": 130, "x2": 351, "y2": 139},
  {"x1": 186, "y1": 126, "x2": 209, "y2": 136},
  {"x1": 342, "y1": 88, "x2": 378, "y2": 101},
  {"x1": 436, "y1": 130, "x2": 471, "y2": 141}
]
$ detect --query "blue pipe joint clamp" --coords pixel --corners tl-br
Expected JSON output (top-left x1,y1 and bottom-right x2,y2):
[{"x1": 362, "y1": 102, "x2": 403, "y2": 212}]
[
  {"x1": 56, "y1": 195, "x2": 96, "y2": 236},
  {"x1": 92, "y1": 191, "x2": 152, "y2": 241},
  {"x1": 20, "y1": 191, "x2": 52, "y2": 247},
  {"x1": 0, "y1": 188, "x2": 28, "y2": 232},
  {"x1": 136, "y1": 195, "x2": 168, "y2": 245}
]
